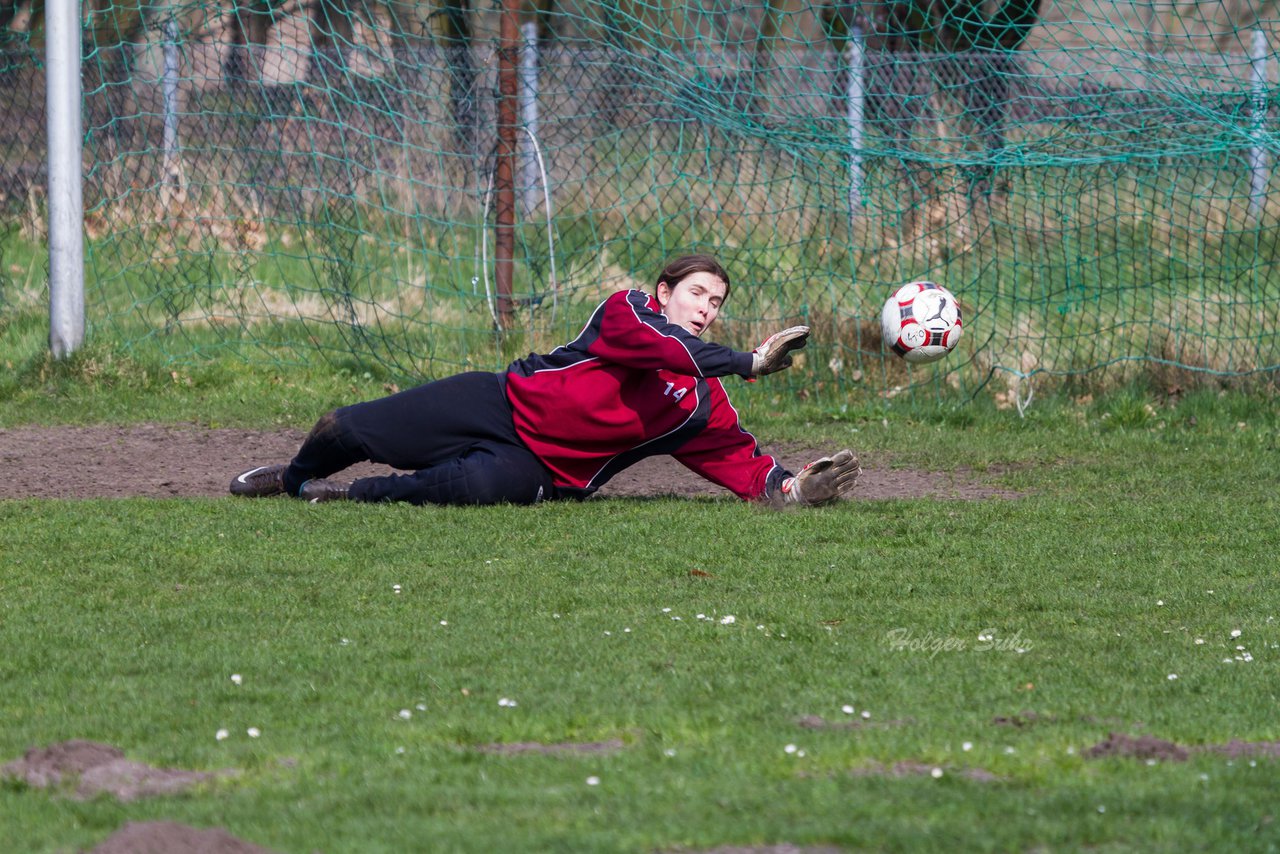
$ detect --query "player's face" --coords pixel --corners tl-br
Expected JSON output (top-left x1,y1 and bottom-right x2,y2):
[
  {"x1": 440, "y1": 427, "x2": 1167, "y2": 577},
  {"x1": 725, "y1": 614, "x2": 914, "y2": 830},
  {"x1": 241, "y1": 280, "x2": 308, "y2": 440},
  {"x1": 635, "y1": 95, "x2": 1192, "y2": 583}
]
[{"x1": 656, "y1": 272, "x2": 727, "y2": 337}]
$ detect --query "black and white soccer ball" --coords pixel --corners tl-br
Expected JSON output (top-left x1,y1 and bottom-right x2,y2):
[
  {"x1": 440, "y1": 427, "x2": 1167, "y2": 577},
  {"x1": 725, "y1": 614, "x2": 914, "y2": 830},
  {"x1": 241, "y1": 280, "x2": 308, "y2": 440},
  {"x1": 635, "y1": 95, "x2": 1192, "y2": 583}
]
[{"x1": 881, "y1": 281, "x2": 963, "y2": 364}]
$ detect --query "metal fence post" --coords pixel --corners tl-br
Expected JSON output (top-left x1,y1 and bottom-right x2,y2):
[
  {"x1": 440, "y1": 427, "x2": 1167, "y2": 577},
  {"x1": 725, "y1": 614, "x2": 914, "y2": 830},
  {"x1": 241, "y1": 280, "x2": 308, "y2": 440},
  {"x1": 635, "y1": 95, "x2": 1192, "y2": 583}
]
[
  {"x1": 520, "y1": 21, "x2": 542, "y2": 216},
  {"x1": 494, "y1": 0, "x2": 519, "y2": 329},
  {"x1": 1249, "y1": 28, "x2": 1270, "y2": 220},
  {"x1": 846, "y1": 27, "x2": 865, "y2": 223},
  {"x1": 162, "y1": 16, "x2": 181, "y2": 188},
  {"x1": 47, "y1": 0, "x2": 85, "y2": 358}
]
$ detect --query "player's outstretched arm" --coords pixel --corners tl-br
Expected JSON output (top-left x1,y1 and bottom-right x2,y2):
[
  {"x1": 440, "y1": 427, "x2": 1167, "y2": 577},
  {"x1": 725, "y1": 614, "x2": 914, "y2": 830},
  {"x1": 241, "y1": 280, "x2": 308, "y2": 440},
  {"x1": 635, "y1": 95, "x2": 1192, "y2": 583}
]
[
  {"x1": 776, "y1": 449, "x2": 861, "y2": 506},
  {"x1": 752, "y1": 326, "x2": 809, "y2": 376}
]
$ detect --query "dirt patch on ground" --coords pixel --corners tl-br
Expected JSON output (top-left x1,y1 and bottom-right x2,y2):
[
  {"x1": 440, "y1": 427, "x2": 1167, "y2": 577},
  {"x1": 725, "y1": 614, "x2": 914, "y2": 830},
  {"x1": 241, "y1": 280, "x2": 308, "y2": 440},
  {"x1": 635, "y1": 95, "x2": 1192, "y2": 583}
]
[
  {"x1": 1084, "y1": 733, "x2": 1190, "y2": 762},
  {"x1": 1, "y1": 740, "x2": 227, "y2": 802},
  {"x1": 0, "y1": 424, "x2": 1022, "y2": 501},
  {"x1": 992, "y1": 711, "x2": 1057, "y2": 728},
  {"x1": 1083, "y1": 733, "x2": 1280, "y2": 762},
  {"x1": 475, "y1": 738, "x2": 626, "y2": 755},
  {"x1": 90, "y1": 821, "x2": 276, "y2": 854}
]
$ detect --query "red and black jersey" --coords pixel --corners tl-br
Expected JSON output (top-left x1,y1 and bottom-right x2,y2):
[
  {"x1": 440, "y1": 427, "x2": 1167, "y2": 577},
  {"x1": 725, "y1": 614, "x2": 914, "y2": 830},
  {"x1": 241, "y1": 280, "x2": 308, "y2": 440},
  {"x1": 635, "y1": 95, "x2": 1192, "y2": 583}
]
[{"x1": 503, "y1": 289, "x2": 790, "y2": 500}]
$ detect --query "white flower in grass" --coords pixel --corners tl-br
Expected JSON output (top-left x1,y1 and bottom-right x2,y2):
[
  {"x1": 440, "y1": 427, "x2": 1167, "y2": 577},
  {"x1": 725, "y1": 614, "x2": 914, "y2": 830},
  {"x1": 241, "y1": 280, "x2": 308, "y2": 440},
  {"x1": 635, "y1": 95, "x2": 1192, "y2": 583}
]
[
  {"x1": 1195, "y1": 638, "x2": 1204, "y2": 645},
  {"x1": 861, "y1": 710, "x2": 871, "y2": 720},
  {"x1": 395, "y1": 746, "x2": 406, "y2": 755},
  {"x1": 962, "y1": 741, "x2": 973, "y2": 752},
  {"x1": 247, "y1": 727, "x2": 261, "y2": 738},
  {"x1": 841, "y1": 705, "x2": 855, "y2": 715},
  {"x1": 696, "y1": 613, "x2": 707, "y2": 621},
  {"x1": 498, "y1": 697, "x2": 517, "y2": 708},
  {"x1": 720, "y1": 615, "x2": 736, "y2": 625},
  {"x1": 664, "y1": 749, "x2": 677, "y2": 757},
  {"x1": 1167, "y1": 673, "x2": 1178, "y2": 680},
  {"x1": 1231, "y1": 629, "x2": 1242, "y2": 638},
  {"x1": 230, "y1": 674, "x2": 243, "y2": 685},
  {"x1": 662, "y1": 608, "x2": 672, "y2": 613},
  {"x1": 398, "y1": 709, "x2": 412, "y2": 720},
  {"x1": 215, "y1": 729, "x2": 229, "y2": 741},
  {"x1": 586, "y1": 776, "x2": 600, "y2": 786},
  {"x1": 416, "y1": 703, "x2": 427, "y2": 711},
  {"x1": 439, "y1": 620, "x2": 448, "y2": 626},
  {"x1": 784, "y1": 744, "x2": 798, "y2": 755},
  {"x1": 931, "y1": 767, "x2": 944, "y2": 779},
  {"x1": 393, "y1": 584, "x2": 402, "y2": 594}
]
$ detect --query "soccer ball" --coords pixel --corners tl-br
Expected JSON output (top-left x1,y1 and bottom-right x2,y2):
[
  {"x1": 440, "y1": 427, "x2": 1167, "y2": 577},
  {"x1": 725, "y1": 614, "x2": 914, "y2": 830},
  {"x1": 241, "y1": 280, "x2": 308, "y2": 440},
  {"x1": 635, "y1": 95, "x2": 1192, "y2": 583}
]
[{"x1": 881, "y1": 281, "x2": 963, "y2": 364}]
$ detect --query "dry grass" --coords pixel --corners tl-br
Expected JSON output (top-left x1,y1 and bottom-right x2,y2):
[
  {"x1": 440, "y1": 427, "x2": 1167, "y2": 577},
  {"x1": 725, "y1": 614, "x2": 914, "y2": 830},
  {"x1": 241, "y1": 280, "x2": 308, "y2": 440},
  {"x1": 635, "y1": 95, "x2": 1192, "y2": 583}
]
[{"x1": 1153, "y1": 291, "x2": 1280, "y2": 387}]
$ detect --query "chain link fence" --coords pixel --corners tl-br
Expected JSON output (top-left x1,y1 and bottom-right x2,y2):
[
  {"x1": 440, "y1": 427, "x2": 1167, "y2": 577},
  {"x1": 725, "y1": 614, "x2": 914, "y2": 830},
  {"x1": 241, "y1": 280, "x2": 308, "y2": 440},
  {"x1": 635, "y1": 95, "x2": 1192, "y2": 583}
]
[{"x1": 2, "y1": 9, "x2": 1278, "y2": 398}]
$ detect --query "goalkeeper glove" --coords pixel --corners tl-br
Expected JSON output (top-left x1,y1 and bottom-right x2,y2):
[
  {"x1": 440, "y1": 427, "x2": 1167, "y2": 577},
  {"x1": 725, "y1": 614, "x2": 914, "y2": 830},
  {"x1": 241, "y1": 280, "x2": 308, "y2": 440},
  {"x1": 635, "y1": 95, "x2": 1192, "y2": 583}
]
[
  {"x1": 751, "y1": 326, "x2": 810, "y2": 376},
  {"x1": 778, "y1": 449, "x2": 861, "y2": 506}
]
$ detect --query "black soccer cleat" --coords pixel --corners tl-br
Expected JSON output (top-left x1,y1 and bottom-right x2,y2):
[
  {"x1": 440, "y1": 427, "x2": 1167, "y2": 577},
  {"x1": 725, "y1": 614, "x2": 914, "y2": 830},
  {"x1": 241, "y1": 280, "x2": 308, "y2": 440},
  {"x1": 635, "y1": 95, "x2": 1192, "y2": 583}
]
[
  {"x1": 229, "y1": 464, "x2": 288, "y2": 498},
  {"x1": 299, "y1": 478, "x2": 350, "y2": 504}
]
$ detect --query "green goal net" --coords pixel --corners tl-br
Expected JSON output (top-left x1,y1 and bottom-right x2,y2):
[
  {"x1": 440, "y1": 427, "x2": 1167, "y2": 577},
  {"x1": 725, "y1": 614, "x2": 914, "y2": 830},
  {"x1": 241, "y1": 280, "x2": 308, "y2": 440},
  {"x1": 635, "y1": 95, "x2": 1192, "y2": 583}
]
[{"x1": 2, "y1": 0, "x2": 1279, "y2": 405}]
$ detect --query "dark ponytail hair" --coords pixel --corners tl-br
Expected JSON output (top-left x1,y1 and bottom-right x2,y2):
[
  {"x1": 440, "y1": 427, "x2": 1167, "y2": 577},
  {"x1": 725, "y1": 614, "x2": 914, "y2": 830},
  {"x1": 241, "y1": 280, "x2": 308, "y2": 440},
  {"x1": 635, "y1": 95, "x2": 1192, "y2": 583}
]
[{"x1": 653, "y1": 254, "x2": 731, "y2": 300}]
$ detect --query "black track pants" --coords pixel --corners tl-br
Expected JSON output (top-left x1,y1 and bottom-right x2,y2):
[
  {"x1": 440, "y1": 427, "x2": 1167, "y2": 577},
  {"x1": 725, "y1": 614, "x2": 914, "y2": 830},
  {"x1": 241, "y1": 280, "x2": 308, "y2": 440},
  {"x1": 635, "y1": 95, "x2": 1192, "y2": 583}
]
[{"x1": 283, "y1": 372, "x2": 555, "y2": 506}]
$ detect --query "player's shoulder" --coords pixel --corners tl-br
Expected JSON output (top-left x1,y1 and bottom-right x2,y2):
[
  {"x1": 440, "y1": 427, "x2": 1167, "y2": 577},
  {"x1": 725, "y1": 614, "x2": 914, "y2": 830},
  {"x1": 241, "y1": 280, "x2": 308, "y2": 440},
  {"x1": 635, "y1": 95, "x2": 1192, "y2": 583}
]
[{"x1": 611, "y1": 288, "x2": 654, "y2": 307}]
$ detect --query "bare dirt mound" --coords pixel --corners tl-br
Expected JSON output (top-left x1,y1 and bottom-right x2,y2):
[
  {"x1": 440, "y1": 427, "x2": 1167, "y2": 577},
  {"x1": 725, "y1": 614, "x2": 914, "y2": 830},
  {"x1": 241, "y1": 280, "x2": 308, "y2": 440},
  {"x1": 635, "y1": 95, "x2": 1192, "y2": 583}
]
[
  {"x1": 1083, "y1": 732, "x2": 1280, "y2": 762},
  {"x1": 1, "y1": 740, "x2": 227, "y2": 802},
  {"x1": 90, "y1": 821, "x2": 276, "y2": 854},
  {"x1": 0, "y1": 424, "x2": 1020, "y2": 501},
  {"x1": 1084, "y1": 732, "x2": 1190, "y2": 762}
]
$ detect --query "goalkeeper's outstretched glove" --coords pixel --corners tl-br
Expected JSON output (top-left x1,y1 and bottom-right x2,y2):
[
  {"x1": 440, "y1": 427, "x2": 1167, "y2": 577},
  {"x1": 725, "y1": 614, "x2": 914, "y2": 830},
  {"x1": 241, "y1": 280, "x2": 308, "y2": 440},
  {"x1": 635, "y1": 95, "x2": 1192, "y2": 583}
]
[
  {"x1": 778, "y1": 449, "x2": 861, "y2": 506},
  {"x1": 752, "y1": 326, "x2": 810, "y2": 376}
]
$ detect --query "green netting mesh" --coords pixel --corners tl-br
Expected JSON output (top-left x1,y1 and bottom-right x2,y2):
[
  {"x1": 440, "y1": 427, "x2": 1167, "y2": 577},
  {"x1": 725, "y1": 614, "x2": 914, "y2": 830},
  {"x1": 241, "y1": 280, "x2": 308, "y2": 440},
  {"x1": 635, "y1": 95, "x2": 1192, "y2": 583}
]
[{"x1": 3, "y1": 1, "x2": 1279, "y2": 403}]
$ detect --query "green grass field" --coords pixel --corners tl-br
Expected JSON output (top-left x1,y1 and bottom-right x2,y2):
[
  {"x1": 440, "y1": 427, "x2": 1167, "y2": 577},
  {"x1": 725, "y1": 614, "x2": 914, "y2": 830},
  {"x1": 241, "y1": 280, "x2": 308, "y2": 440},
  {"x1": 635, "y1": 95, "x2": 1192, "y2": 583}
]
[
  {"x1": 1, "y1": 315, "x2": 1278, "y2": 851},
  {"x1": 6, "y1": 13, "x2": 1280, "y2": 847}
]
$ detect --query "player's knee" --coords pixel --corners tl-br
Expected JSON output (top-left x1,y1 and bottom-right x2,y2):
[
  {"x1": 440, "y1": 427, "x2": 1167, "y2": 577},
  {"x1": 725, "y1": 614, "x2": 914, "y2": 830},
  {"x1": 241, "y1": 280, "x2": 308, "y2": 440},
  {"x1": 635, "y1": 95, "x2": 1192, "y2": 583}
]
[
  {"x1": 462, "y1": 453, "x2": 545, "y2": 505},
  {"x1": 305, "y1": 410, "x2": 342, "y2": 442}
]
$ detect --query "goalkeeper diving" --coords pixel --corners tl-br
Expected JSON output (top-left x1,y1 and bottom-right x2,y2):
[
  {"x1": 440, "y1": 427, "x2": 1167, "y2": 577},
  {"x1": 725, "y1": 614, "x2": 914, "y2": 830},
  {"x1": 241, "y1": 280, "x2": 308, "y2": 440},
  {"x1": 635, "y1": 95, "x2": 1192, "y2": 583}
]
[{"x1": 230, "y1": 255, "x2": 861, "y2": 507}]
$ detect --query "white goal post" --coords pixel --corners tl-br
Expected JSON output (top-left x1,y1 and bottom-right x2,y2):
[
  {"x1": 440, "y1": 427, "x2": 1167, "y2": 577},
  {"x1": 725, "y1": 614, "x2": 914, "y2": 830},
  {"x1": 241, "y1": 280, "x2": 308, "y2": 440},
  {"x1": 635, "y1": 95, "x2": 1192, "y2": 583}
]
[{"x1": 46, "y1": 0, "x2": 85, "y2": 358}]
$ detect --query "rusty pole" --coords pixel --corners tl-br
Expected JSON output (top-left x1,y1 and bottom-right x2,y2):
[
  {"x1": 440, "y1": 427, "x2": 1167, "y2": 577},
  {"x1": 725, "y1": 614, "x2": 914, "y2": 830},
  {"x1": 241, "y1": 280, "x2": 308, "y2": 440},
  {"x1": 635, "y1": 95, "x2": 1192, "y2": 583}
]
[{"x1": 494, "y1": 0, "x2": 520, "y2": 329}]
